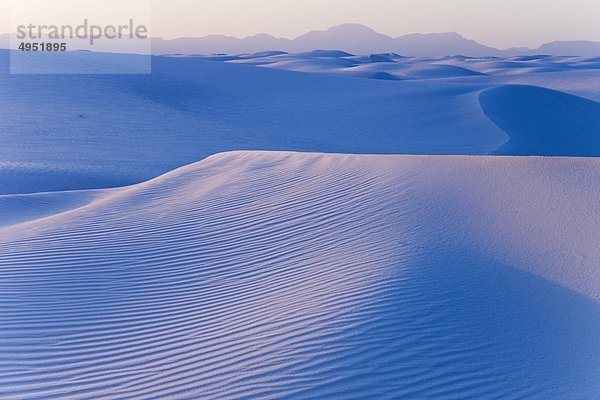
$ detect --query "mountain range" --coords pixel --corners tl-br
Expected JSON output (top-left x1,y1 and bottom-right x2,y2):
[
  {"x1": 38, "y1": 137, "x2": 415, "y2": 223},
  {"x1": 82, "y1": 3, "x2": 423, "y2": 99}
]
[
  {"x1": 150, "y1": 24, "x2": 600, "y2": 56},
  {"x1": 2, "y1": 23, "x2": 599, "y2": 56}
]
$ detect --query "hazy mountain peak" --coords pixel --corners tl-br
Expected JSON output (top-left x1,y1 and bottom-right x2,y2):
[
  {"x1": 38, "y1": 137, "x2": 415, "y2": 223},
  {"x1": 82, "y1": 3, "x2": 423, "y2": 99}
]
[
  {"x1": 324, "y1": 23, "x2": 383, "y2": 35},
  {"x1": 296, "y1": 23, "x2": 389, "y2": 41},
  {"x1": 246, "y1": 33, "x2": 279, "y2": 40}
]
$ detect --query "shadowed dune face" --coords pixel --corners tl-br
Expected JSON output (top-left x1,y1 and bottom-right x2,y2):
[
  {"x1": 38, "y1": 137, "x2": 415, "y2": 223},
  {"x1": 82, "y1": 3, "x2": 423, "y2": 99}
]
[
  {"x1": 1, "y1": 152, "x2": 599, "y2": 399},
  {"x1": 0, "y1": 189, "x2": 108, "y2": 227},
  {"x1": 480, "y1": 85, "x2": 600, "y2": 156}
]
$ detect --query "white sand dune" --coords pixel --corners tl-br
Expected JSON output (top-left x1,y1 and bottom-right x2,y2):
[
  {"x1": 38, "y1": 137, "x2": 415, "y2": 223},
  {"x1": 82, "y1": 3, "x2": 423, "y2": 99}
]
[
  {"x1": 480, "y1": 85, "x2": 600, "y2": 156},
  {"x1": 2, "y1": 50, "x2": 600, "y2": 195},
  {"x1": 1, "y1": 151, "x2": 599, "y2": 399},
  {"x1": 1, "y1": 46, "x2": 600, "y2": 399}
]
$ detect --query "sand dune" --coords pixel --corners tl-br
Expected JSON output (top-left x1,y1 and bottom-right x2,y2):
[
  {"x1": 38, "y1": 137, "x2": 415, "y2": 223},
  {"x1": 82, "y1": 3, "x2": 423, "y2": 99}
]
[
  {"x1": 480, "y1": 85, "x2": 600, "y2": 156},
  {"x1": 1, "y1": 151, "x2": 599, "y2": 399},
  {"x1": 2, "y1": 50, "x2": 599, "y2": 195},
  {"x1": 1, "y1": 45, "x2": 600, "y2": 399}
]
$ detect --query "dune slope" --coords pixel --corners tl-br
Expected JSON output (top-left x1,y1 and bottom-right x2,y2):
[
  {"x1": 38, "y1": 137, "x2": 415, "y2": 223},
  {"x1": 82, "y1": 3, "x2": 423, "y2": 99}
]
[
  {"x1": 1, "y1": 152, "x2": 599, "y2": 399},
  {"x1": 480, "y1": 85, "x2": 600, "y2": 156}
]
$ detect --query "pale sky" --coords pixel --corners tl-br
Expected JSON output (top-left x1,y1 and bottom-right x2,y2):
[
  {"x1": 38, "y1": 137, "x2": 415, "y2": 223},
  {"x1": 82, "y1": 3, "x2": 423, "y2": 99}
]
[{"x1": 1, "y1": 0, "x2": 599, "y2": 49}]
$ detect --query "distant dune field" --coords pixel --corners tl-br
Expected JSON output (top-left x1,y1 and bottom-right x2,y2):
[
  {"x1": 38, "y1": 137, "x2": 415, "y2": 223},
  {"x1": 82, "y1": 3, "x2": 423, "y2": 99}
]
[{"x1": 1, "y1": 50, "x2": 600, "y2": 195}]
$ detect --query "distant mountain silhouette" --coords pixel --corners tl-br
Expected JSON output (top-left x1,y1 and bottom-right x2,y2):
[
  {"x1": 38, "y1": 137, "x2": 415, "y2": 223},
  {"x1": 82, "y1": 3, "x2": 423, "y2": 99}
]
[
  {"x1": 151, "y1": 24, "x2": 503, "y2": 56},
  {"x1": 534, "y1": 41, "x2": 600, "y2": 56},
  {"x1": 290, "y1": 24, "x2": 395, "y2": 54},
  {"x1": 2, "y1": 24, "x2": 600, "y2": 56},
  {"x1": 151, "y1": 24, "x2": 600, "y2": 56}
]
